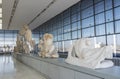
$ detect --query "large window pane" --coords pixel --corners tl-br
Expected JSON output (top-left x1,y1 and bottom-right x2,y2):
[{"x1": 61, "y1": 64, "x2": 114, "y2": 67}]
[
  {"x1": 96, "y1": 24, "x2": 105, "y2": 35},
  {"x1": 105, "y1": 0, "x2": 112, "y2": 10},
  {"x1": 81, "y1": 0, "x2": 93, "y2": 10},
  {"x1": 106, "y1": 22, "x2": 114, "y2": 34},
  {"x1": 114, "y1": 7, "x2": 120, "y2": 20},
  {"x1": 95, "y1": 13, "x2": 105, "y2": 25},
  {"x1": 54, "y1": 35, "x2": 58, "y2": 42},
  {"x1": 63, "y1": 17, "x2": 70, "y2": 25},
  {"x1": 58, "y1": 28, "x2": 62, "y2": 34},
  {"x1": 0, "y1": 32, "x2": 4, "y2": 40},
  {"x1": 71, "y1": 3, "x2": 80, "y2": 14},
  {"x1": 72, "y1": 22, "x2": 77, "y2": 31},
  {"x1": 115, "y1": 20, "x2": 120, "y2": 33},
  {"x1": 96, "y1": 36, "x2": 106, "y2": 46},
  {"x1": 78, "y1": 30, "x2": 81, "y2": 38},
  {"x1": 78, "y1": 21, "x2": 81, "y2": 29},
  {"x1": 107, "y1": 35, "x2": 114, "y2": 45},
  {"x1": 94, "y1": 0, "x2": 103, "y2": 3},
  {"x1": 0, "y1": 41, "x2": 4, "y2": 46},
  {"x1": 82, "y1": 17, "x2": 94, "y2": 28},
  {"x1": 58, "y1": 34, "x2": 62, "y2": 41},
  {"x1": 78, "y1": 12, "x2": 80, "y2": 21},
  {"x1": 64, "y1": 33, "x2": 71, "y2": 40},
  {"x1": 64, "y1": 40, "x2": 72, "y2": 52},
  {"x1": 58, "y1": 42, "x2": 62, "y2": 52},
  {"x1": 105, "y1": 10, "x2": 113, "y2": 22},
  {"x1": 72, "y1": 31, "x2": 77, "y2": 39},
  {"x1": 71, "y1": 13, "x2": 78, "y2": 22},
  {"x1": 82, "y1": 6, "x2": 93, "y2": 19},
  {"x1": 63, "y1": 9, "x2": 70, "y2": 18},
  {"x1": 114, "y1": 0, "x2": 120, "y2": 7},
  {"x1": 64, "y1": 25, "x2": 71, "y2": 33},
  {"x1": 95, "y1": 1, "x2": 104, "y2": 14},
  {"x1": 82, "y1": 27, "x2": 94, "y2": 37},
  {"x1": 116, "y1": 34, "x2": 120, "y2": 53}
]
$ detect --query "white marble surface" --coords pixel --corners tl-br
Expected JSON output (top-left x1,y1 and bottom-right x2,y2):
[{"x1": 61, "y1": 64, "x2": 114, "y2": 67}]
[{"x1": 0, "y1": 55, "x2": 46, "y2": 79}]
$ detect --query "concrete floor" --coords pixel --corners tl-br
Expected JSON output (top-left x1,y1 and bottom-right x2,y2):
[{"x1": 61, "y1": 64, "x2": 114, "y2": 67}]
[{"x1": 0, "y1": 55, "x2": 46, "y2": 79}]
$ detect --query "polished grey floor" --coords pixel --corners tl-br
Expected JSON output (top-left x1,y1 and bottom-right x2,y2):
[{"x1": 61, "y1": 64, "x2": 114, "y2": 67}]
[{"x1": 0, "y1": 55, "x2": 46, "y2": 79}]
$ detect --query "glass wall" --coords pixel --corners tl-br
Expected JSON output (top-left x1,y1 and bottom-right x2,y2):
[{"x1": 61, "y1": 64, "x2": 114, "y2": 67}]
[
  {"x1": 32, "y1": 32, "x2": 40, "y2": 44},
  {"x1": 33, "y1": 0, "x2": 120, "y2": 57},
  {"x1": 0, "y1": 30, "x2": 39, "y2": 53},
  {"x1": 0, "y1": 30, "x2": 18, "y2": 53}
]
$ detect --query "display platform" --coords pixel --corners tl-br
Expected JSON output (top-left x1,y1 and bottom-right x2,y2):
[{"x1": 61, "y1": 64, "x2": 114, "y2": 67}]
[{"x1": 13, "y1": 53, "x2": 120, "y2": 79}]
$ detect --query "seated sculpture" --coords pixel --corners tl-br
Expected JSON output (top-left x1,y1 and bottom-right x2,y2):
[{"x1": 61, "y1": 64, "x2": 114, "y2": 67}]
[
  {"x1": 38, "y1": 33, "x2": 59, "y2": 58},
  {"x1": 65, "y1": 38, "x2": 114, "y2": 69}
]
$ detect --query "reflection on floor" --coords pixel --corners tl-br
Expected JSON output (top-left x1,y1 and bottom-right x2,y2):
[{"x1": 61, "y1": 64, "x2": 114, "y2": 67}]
[{"x1": 0, "y1": 55, "x2": 46, "y2": 79}]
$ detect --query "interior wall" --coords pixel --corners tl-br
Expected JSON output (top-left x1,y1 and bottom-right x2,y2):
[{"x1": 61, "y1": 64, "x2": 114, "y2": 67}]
[{"x1": 33, "y1": 0, "x2": 120, "y2": 57}]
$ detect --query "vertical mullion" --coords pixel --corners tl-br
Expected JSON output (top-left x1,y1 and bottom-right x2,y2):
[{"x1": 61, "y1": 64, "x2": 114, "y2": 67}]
[
  {"x1": 93, "y1": 0, "x2": 96, "y2": 38},
  {"x1": 112, "y1": 0, "x2": 115, "y2": 34},
  {"x1": 80, "y1": 0, "x2": 83, "y2": 38},
  {"x1": 104, "y1": 0, "x2": 107, "y2": 45},
  {"x1": 70, "y1": 8, "x2": 72, "y2": 40},
  {"x1": 112, "y1": 0, "x2": 116, "y2": 56}
]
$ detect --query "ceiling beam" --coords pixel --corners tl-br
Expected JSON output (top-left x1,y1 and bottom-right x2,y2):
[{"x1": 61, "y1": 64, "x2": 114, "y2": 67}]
[
  {"x1": 0, "y1": 4, "x2": 2, "y2": 8},
  {"x1": 28, "y1": 0, "x2": 56, "y2": 26},
  {"x1": 7, "y1": 0, "x2": 19, "y2": 29}
]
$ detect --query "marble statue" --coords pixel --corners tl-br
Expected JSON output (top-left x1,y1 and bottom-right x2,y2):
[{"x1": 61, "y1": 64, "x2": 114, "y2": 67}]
[
  {"x1": 38, "y1": 33, "x2": 59, "y2": 58},
  {"x1": 14, "y1": 46, "x2": 18, "y2": 53},
  {"x1": 16, "y1": 35, "x2": 24, "y2": 53},
  {"x1": 19, "y1": 26, "x2": 26, "y2": 36},
  {"x1": 15, "y1": 24, "x2": 35, "y2": 54},
  {"x1": 38, "y1": 39, "x2": 44, "y2": 56},
  {"x1": 23, "y1": 25, "x2": 35, "y2": 54},
  {"x1": 65, "y1": 38, "x2": 114, "y2": 69}
]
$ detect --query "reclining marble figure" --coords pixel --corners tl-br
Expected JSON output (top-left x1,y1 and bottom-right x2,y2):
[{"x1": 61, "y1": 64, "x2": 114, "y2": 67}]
[
  {"x1": 38, "y1": 33, "x2": 59, "y2": 58},
  {"x1": 65, "y1": 38, "x2": 114, "y2": 69}
]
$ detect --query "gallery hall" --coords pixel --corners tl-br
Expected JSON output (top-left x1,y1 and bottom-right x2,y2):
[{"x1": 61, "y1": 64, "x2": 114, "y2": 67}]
[{"x1": 0, "y1": 0, "x2": 120, "y2": 79}]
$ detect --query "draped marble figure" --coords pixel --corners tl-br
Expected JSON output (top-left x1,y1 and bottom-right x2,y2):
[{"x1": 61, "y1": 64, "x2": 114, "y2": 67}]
[
  {"x1": 38, "y1": 33, "x2": 59, "y2": 58},
  {"x1": 14, "y1": 24, "x2": 35, "y2": 54},
  {"x1": 65, "y1": 38, "x2": 114, "y2": 69}
]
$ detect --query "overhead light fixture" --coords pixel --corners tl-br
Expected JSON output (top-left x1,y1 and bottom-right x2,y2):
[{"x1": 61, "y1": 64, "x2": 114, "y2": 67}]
[
  {"x1": 0, "y1": 0, "x2": 2, "y2": 4},
  {"x1": 0, "y1": 8, "x2": 2, "y2": 13},
  {"x1": 0, "y1": 0, "x2": 2, "y2": 29},
  {"x1": 0, "y1": 14, "x2": 2, "y2": 18},
  {"x1": 0, "y1": 19, "x2": 2, "y2": 23}
]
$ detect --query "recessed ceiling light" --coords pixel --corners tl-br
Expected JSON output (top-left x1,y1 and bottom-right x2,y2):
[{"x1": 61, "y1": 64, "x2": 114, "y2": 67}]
[
  {"x1": 0, "y1": 0, "x2": 2, "y2": 4},
  {"x1": 0, "y1": 14, "x2": 2, "y2": 18},
  {"x1": 0, "y1": 19, "x2": 2, "y2": 23},
  {"x1": 0, "y1": 8, "x2": 2, "y2": 13}
]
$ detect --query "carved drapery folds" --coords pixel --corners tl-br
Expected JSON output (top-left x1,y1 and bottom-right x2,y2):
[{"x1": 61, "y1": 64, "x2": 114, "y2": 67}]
[
  {"x1": 38, "y1": 33, "x2": 59, "y2": 58},
  {"x1": 14, "y1": 24, "x2": 35, "y2": 54}
]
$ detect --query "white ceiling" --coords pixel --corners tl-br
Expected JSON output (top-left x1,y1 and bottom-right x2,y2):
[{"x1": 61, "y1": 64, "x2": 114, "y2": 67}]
[
  {"x1": 2, "y1": 0, "x2": 15, "y2": 30},
  {"x1": 3, "y1": 0, "x2": 80, "y2": 30}
]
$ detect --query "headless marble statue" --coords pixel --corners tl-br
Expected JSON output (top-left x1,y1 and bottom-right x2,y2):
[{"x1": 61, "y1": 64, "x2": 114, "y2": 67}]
[
  {"x1": 15, "y1": 24, "x2": 35, "y2": 54},
  {"x1": 38, "y1": 33, "x2": 59, "y2": 58},
  {"x1": 65, "y1": 38, "x2": 114, "y2": 69},
  {"x1": 23, "y1": 25, "x2": 35, "y2": 54}
]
